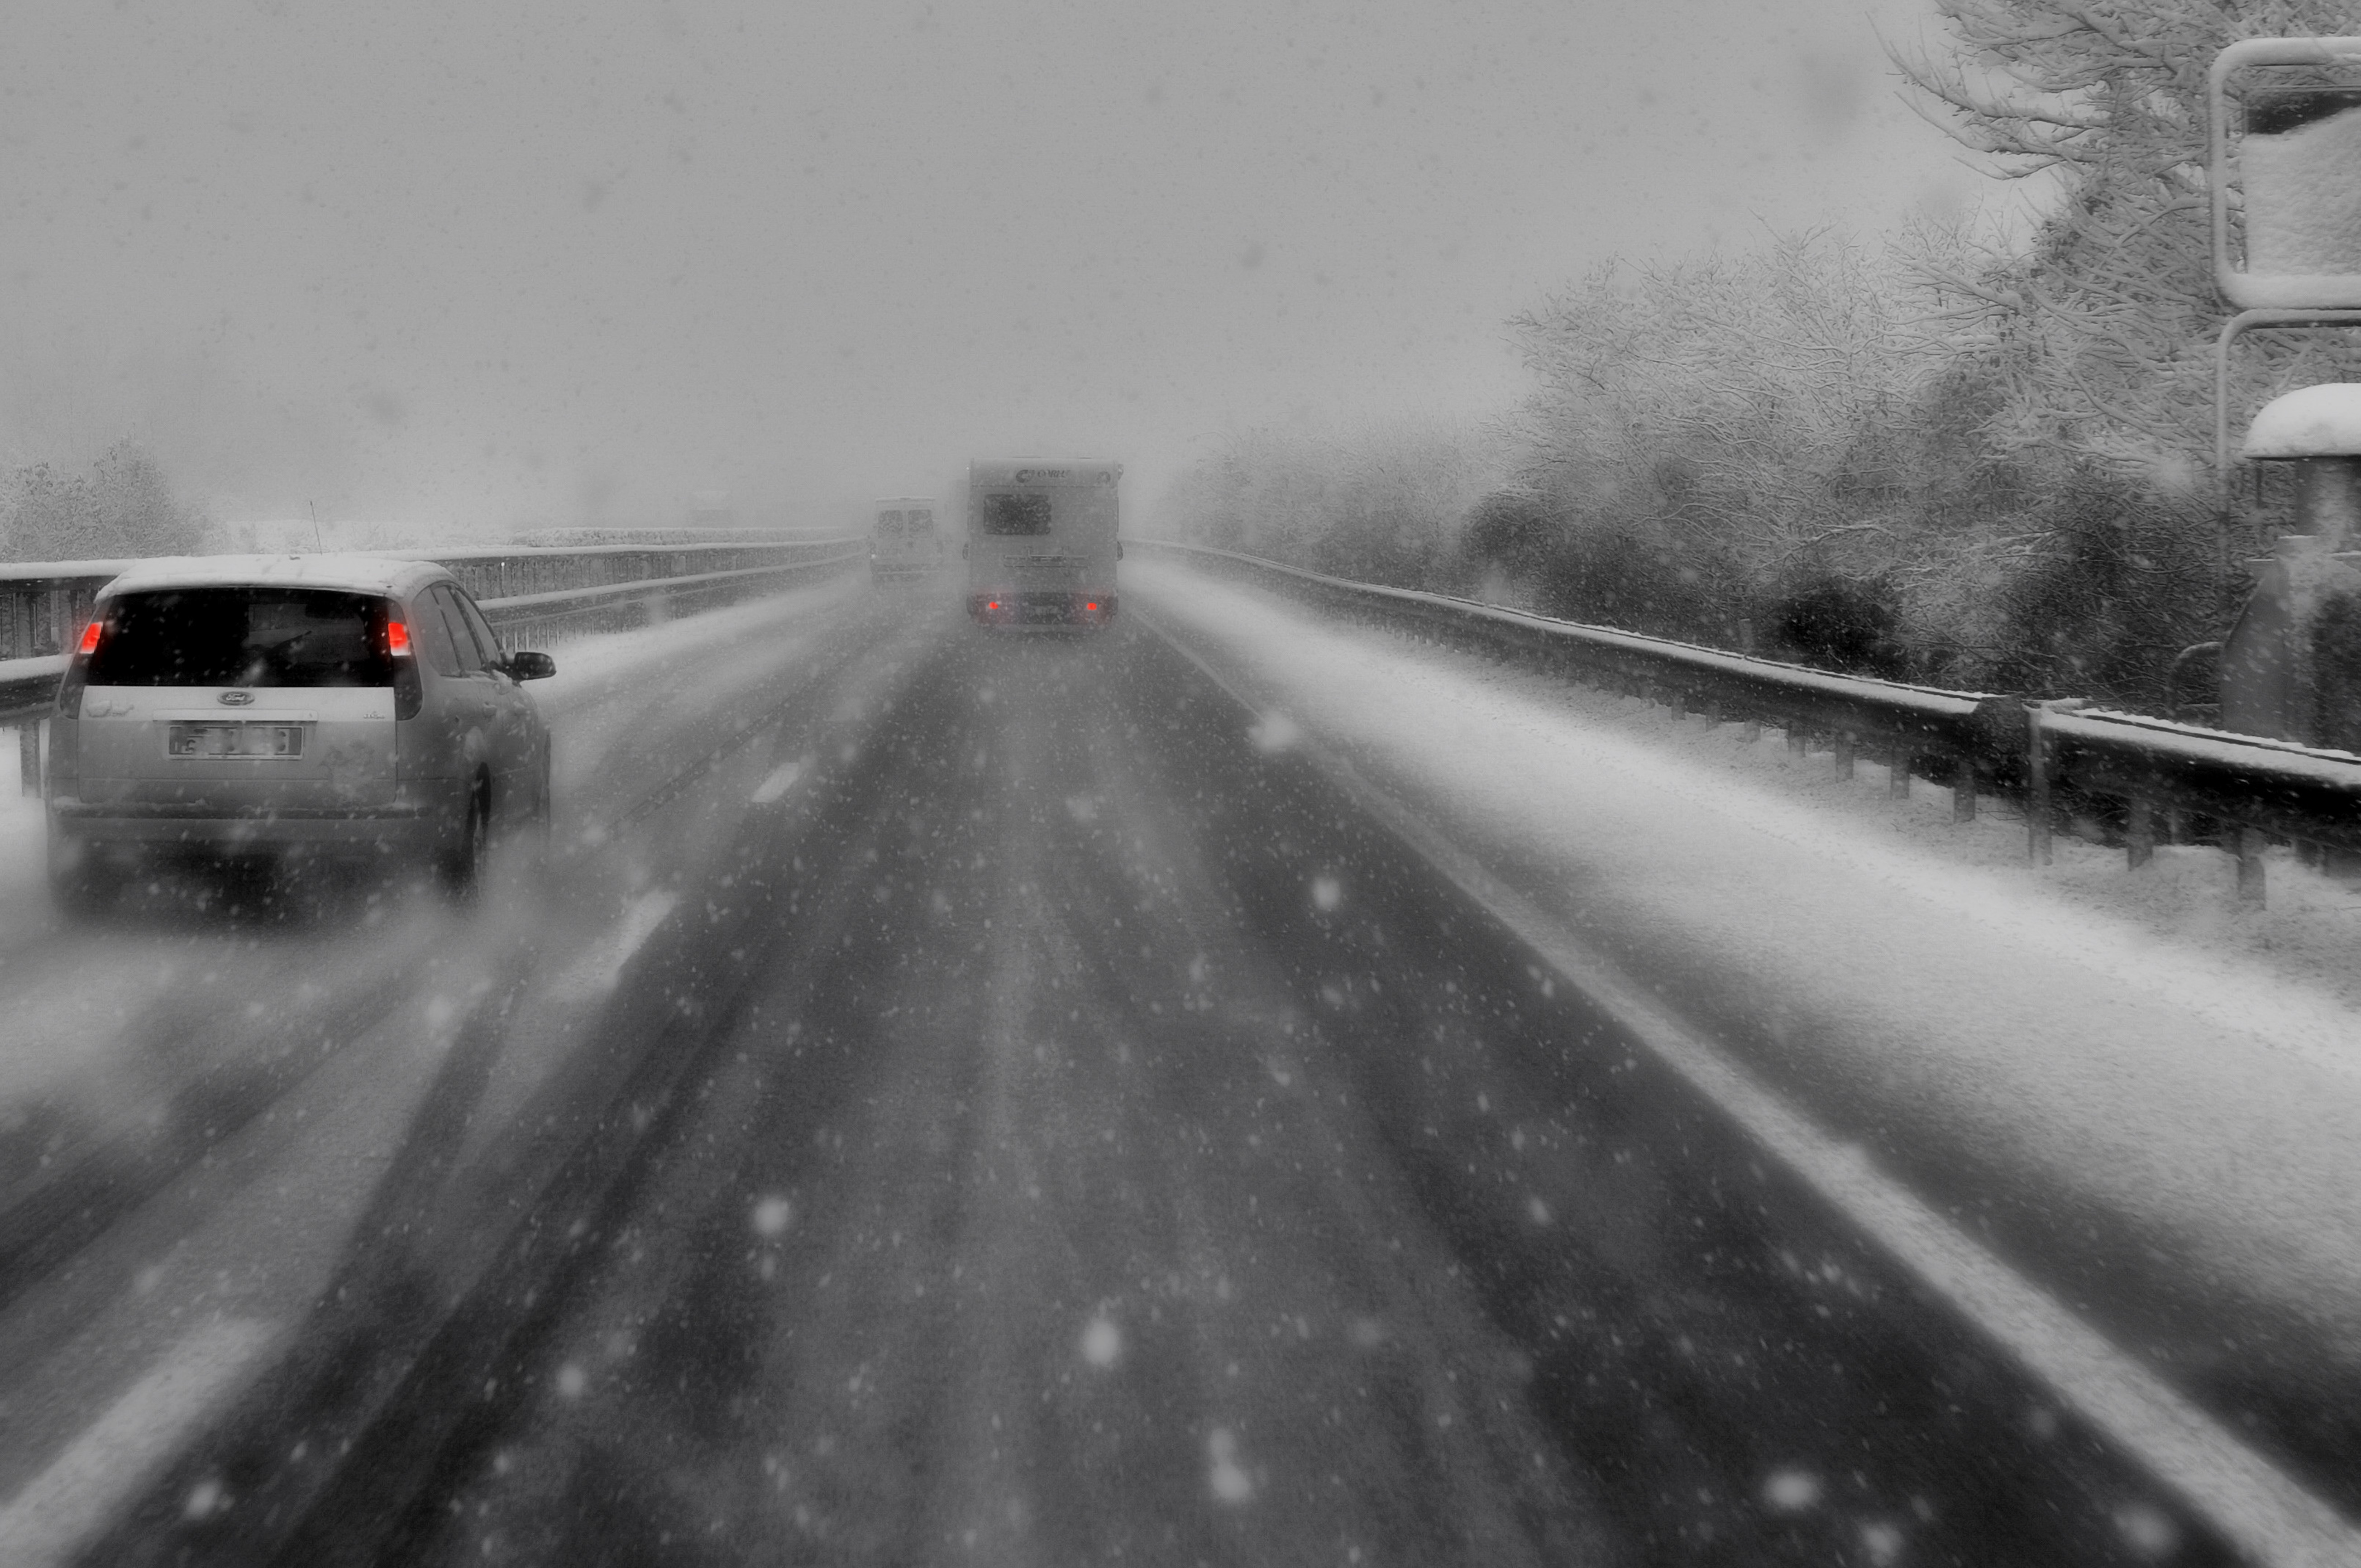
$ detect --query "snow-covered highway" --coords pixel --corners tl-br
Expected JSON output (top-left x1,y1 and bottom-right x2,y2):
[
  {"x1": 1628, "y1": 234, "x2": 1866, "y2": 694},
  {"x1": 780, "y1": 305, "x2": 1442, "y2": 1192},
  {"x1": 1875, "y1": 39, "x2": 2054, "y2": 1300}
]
[{"x1": 0, "y1": 564, "x2": 2356, "y2": 1566}]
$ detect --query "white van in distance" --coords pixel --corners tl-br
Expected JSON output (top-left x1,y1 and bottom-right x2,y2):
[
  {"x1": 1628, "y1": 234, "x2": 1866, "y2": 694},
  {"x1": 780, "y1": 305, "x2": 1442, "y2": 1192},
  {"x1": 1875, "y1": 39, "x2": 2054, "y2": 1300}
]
[{"x1": 869, "y1": 498, "x2": 945, "y2": 586}]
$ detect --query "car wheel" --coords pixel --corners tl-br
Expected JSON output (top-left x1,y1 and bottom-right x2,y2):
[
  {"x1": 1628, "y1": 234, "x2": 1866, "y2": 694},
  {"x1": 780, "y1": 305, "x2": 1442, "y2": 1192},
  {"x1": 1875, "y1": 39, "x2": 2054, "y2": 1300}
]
[{"x1": 439, "y1": 784, "x2": 489, "y2": 899}]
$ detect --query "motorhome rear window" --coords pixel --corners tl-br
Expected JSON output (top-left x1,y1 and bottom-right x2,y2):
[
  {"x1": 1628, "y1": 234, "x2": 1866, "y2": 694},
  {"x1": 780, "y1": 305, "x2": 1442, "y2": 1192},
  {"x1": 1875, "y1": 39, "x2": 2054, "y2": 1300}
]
[
  {"x1": 86, "y1": 588, "x2": 397, "y2": 688},
  {"x1": 980, "y1": 494, "x2": 1052, "y2": 536}
]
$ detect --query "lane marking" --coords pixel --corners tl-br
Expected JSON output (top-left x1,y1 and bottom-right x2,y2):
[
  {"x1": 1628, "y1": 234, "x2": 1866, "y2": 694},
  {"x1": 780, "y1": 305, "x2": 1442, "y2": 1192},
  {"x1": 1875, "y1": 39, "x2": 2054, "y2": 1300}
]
[
  {"x1": 0, "y1": 1316, "x2": 275, "y2": 1568},
  {"x1": 750, "y1": 758, "x2": 804, "y2": 804},
  {"x1": 553, "y1": 889, "x2": 681, "y2": 1000},
  {"x1": 1140, "y1": 611, "x2": 2361, "y2": 1568}
]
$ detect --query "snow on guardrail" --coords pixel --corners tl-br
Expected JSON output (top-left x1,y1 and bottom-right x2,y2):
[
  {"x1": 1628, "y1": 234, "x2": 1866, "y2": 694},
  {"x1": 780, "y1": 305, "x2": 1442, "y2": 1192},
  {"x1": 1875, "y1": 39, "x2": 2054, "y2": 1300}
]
[{"x1": 1139, "y1": 538, "x2": 2361, "y2": 905}]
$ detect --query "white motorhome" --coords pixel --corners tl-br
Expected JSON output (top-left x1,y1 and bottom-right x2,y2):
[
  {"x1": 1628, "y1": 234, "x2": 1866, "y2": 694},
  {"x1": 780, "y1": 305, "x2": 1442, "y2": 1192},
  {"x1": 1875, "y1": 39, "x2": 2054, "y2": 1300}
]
[
  {"x1": 869, "y1": 497, "x2": 944, "y2": 586},
  {"x1": 965, "y1": 460, "x2": 1121, "y2": 627}
]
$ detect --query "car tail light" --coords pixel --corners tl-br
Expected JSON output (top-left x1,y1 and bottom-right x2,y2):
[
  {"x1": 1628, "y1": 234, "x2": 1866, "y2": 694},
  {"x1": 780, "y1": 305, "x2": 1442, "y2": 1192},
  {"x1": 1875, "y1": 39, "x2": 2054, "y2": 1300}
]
[
  {"x1": 385, "y1": 612, "x2": 423, "y2": 719},
  {"x1": 58, "y1": 616, "x2": 105, "y2": 717}
]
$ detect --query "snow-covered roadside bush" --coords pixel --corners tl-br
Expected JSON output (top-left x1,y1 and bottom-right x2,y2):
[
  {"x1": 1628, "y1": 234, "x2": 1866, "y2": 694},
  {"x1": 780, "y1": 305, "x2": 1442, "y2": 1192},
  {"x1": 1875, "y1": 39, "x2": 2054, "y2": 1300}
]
[
  {"x1": 1162, "y1": 3, "x2": 2361, "y2": 711},
  {"x1": 2, "y1": 440, "x2": 206, "y2": 561},
  {"x1": 1495, "y1": 228, "x2": 1969, "y2": 666},
  {"x1": 1154, "y1": 416, "x2": 1507, "y2": 591}
]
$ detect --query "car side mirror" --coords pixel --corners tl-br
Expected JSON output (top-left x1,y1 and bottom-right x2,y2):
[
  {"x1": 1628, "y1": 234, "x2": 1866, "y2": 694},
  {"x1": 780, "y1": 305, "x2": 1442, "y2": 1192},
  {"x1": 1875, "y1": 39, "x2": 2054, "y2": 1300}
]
[{"x1": 506, "y1": 650, "x2": 557, "y2": 680}]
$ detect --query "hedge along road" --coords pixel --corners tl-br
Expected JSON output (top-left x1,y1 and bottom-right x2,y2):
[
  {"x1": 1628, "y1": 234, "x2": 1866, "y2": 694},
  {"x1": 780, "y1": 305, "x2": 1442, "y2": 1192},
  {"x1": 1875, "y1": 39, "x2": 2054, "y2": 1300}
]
[{"x1": 64, "y1": 600, "x2": 2350, "y2": 1568}]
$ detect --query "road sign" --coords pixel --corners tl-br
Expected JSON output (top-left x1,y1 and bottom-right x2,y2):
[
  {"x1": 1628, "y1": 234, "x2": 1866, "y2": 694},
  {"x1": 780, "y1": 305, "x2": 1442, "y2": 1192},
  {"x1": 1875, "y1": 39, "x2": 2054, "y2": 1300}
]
[{"x1": 2211, "y1": 38, "x2": 2361, "y2": 310}]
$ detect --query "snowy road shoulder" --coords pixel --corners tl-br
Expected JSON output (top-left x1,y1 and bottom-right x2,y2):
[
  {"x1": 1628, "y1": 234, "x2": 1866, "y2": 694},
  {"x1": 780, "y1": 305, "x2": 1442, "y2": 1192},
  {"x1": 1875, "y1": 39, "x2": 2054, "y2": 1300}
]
[{"x1": 1127, "y1": 559, "x2": 2361, "y2": 1353}]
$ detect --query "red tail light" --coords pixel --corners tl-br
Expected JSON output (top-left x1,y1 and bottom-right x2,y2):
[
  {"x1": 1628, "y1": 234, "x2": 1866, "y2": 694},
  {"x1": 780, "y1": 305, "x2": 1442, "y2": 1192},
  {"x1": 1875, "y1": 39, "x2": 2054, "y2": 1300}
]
[
  {"x1": 383, "y1": 614, "x2": 423, "y2": 718},
  {"x1": 77, "y1": 620, "x2": 102, "y2": 656}
]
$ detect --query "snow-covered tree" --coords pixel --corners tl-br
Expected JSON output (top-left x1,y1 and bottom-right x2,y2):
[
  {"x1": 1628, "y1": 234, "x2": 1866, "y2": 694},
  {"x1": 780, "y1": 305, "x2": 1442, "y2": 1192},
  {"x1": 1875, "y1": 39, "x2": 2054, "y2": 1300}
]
[
  {"x1": 1892, "y1": 0, "x2": 2361, "y2": 478},
  {"x1": 1157, "y1": 416, "x2": 1505, "y2": 588},
  {"x1": 1885, "y1": 0, "x2": 2361, "y2": 693},
  {"x1": 2, "y1": 441, "x2": 204, "y2": 561},
  {"x1": 1508, "y1": 231, "x2": 1950, "y2": 570}
]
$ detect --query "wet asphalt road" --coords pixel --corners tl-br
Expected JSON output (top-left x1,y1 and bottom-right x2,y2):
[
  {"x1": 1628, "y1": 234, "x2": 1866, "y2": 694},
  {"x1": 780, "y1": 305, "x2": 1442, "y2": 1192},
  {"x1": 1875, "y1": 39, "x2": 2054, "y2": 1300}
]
[{"x1": 53, "y1": 602, "x2": 2253, "y2": 1567}]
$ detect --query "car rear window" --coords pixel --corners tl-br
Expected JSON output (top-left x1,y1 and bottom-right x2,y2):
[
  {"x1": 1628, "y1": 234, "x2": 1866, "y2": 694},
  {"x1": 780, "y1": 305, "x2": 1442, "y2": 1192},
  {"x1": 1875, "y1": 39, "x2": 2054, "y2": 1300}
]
[
  {"x1": 86, "y1": 588, "x2": 397, "y2": 688},
  {"x1": 980, "y1": 494, "x2": 1051, "y2": 535}
]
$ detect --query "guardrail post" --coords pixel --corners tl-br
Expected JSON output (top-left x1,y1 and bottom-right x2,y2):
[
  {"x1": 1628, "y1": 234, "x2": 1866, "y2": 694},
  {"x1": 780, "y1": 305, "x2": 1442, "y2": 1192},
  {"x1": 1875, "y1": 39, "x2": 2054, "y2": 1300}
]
[
  {"x1": 2236, "y1": 828, "x2": 2267, "y2": 904},
  {"x1": 1888, "y1": 745, "x2": 1911, "y2": 798},
  {"x1": 1786, "y1": 724, "x2": 1807, "y2": 757},
  {"x1": 2026, "y1": 703, "x2": 2052, "y2": 865},
  {"x1": 2024, "y1": 698, "x2": 2092, "y2": 865},
  {"x1": 1952, "y1": 756, "x2": 1976, "y2": 821},
  {"x1": 1833, "y1": 731, "x2": 1855, "y2": 780},
  {"x1": 18, "y1": 723, "x2": 38, "y2": 795},
  {"x1": 1742, "y1": 717, "x2": 1762, "y2": 743},
  {"x1": 2126, "y1": 798, "x2": 2155, "y2": 870}
]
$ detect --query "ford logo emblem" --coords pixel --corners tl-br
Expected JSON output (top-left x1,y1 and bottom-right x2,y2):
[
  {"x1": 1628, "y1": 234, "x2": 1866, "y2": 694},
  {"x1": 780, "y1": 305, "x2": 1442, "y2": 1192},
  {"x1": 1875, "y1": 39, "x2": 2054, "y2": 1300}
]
[{"x1": 218, "y1": 690, "x2": 255, "y2": 706}]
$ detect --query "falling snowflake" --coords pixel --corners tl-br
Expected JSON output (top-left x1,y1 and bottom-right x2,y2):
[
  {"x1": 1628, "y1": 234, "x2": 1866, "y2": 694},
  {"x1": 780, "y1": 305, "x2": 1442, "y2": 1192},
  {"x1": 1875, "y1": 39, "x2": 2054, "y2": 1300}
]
[
  {"x1": 1081, "y1": 1315, "x2": 1122, "y2": 1368},
  {"x1": 1762, "y1": 1468, "x2": 1821, "y2": 1512},
  {"x1": 2113, "y1": 1502, "x2": 2180, "y2": 1558},
  {"x1": 1250, "y1": 712, "x2": 1301, "y2": 752},
  {"x1": 1206, "y1": 1428, "x2": 1254, "y2": 1503}
]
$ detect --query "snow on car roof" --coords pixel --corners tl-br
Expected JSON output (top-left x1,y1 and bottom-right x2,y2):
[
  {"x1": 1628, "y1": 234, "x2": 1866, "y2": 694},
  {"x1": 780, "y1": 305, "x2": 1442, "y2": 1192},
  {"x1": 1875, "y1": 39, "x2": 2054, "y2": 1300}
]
[{"x1": 97, "y1": 554, "x2": 451, "y2": 597}]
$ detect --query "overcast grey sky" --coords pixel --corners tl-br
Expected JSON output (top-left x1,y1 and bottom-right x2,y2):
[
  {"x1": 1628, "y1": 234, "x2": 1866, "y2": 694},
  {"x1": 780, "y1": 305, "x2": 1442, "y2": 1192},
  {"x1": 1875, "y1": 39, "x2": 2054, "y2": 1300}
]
[{"x1": 2, "y1": 0, "x2": 1982, "y2": 538}]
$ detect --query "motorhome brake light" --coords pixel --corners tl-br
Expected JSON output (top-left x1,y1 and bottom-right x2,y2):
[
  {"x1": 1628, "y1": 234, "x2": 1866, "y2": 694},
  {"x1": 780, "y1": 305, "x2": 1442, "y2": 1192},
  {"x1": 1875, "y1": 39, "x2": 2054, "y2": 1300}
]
[
  {"x1": 386, "y1": 620, "x2": 412, "y2": 656},
  {"x1": 77, "y1": 620, "x2": 102, "y2": 656}
]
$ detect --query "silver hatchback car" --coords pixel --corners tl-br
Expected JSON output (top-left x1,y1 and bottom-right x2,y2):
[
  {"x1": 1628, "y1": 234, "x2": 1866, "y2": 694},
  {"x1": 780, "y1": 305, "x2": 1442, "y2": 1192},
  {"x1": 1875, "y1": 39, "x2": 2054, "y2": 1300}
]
[{"x1": 45, "y1": 555, "x2": 555, "y2": 909}]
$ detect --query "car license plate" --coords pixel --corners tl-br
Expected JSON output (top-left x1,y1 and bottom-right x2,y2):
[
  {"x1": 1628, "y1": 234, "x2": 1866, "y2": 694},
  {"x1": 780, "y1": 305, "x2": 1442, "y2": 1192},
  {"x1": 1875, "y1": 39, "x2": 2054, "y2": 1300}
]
[{"x1": 167, "y1": 722, "x2": 307, "y2": 758}]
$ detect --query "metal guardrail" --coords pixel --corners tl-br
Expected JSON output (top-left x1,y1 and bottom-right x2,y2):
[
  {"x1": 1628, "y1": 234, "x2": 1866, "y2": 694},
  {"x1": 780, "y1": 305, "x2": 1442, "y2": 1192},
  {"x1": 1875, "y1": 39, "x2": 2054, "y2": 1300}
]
[
  {"x1": 3, "y1": 539, "x2": 865, "y2": 791},
  {"x1": 473, "y1": 552, "x2": 862, "y2": 644},
  {"x1": 1140, "y1": 540, "x2": 2361, "y2": 903}
]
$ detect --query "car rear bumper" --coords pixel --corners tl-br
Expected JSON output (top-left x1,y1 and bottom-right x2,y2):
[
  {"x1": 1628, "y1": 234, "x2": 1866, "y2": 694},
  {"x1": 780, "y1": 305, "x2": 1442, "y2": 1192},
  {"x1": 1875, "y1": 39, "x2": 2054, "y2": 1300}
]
[
  {"x1": 48, "y1": 796, "x2": 446, "y2": 853},
  {"x1": 968, "y1": 591, "x2": 1116, "y2": 626}
]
